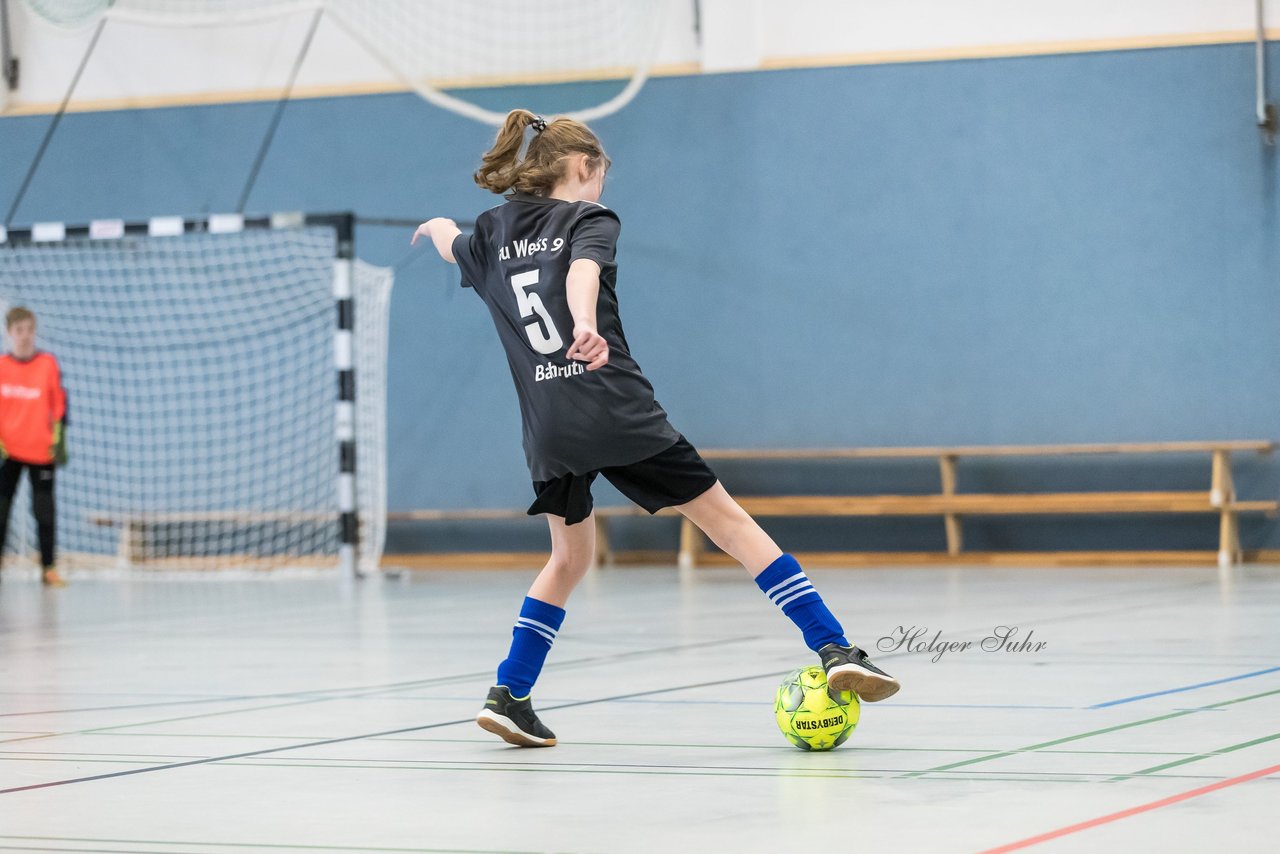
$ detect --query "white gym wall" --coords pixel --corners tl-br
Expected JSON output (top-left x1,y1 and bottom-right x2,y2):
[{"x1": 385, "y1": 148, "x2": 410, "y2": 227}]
[{"x1": 3, "y1": 0, "x2": 1275, "y2": 113}]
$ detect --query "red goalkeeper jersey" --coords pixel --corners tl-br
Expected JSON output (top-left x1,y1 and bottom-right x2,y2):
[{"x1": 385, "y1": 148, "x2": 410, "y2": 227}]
[{"x1": 0, "y1": 351, "x2": 67, "y2": 465}]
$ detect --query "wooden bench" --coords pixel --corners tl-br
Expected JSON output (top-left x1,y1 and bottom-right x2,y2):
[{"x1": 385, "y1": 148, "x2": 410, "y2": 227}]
[
  {"x1": 679, "y1": 441, "x2": 1278, "y2": 569},
  {"x1": 386, "y1": 505, "x2": 681, "y2": 568},
  {"x1": 380, "y1": 441, "x2": 1278, "y2": 570},
  {"x1": 89, "y1": 510, "x2": 338, "y2": 568}
]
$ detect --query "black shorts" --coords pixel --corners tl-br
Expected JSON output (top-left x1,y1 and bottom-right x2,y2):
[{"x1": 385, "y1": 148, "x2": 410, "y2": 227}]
[{"x1": 528, "y1": 436, "x2": 718, "y2": 526}]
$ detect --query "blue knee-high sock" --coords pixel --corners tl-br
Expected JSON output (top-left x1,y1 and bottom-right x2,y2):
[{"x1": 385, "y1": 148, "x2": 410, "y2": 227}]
[
  {"x1": 755, "y1": 554, "x2": 848, "y2": 652},
  {"x1": 495, "y1": 596, "x2": 566, "y2": 698}
]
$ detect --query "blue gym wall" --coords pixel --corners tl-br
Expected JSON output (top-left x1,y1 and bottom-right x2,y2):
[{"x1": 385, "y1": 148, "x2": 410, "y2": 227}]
[{"x1": 2, "y1": 42, "x2": 1278, "y2": 554}]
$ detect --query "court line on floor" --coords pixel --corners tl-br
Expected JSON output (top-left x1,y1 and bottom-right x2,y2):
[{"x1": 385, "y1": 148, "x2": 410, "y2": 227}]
[
  {"x1": 607, "y1": 698, "x2": 1080, "y2": 709},
  {"x1": 1104, "y1": 730, "x2": 1280, "y2": 782},
  {"x1": 3, "y1": 558, "x2": 1212, "y2": 716},
  {"x1": 0, "y1": 634, "x2": 764, "y2": 748},
  {"x1": 0, "y1": 838, "x2": 528, "y2": 854},
  {"x1": 0, "y1": 752, "x2": 1243, "y2": 785},
  {"x1": 2, "y1": 672, "x2": 1253, "y2": 795},
  {"x1": 0, "y1": 748, "x2": 1224, "y2": 780},
  {"x1": 0, "y1": 634, "x2": 760, "y2": 719},
  {"x1": 0, "y1": 670, "x2": 797, "y2": 794},
  {"x1": 901, "y1": 686, "x2": 1280, "y2": 779},
  {"x1": 0, "y1": 847, "x2": 175, "y2": 853},
  {"x1": 1087, "y1": 665, "x2": 1280, "y2": 708},
  {"x1": 978, "y1": 760, "x2": 1280, "y2": 853},
  {"x1": 0, "y1": 744, "x2": 1203, "y2": 758},
  {"x1": 209, "y1": 761, "x2": 1189, "y2": 783},
  {"x1": 0, "y1": 584, "x2": 1186, "y2": 756},
  {"x1": 212, "y1": 756, "x2": 1233, "y2": 782},
  {"x1": 0, "y1": 573, "x2": 1230, "y2": 792}
]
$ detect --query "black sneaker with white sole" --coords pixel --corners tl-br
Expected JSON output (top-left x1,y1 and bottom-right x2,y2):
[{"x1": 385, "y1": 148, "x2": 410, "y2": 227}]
[
  {"x1": 476, "y1": 686, "x2": 557, "y2": 747},
  {"x1": 818, "y1": 643, "x2": 901, "y2": 702}
]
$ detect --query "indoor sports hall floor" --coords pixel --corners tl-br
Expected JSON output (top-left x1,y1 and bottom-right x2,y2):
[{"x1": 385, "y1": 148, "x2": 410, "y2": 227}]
[{"x1": 0, "y1": 563, "x2": 1277, "y2": 853}]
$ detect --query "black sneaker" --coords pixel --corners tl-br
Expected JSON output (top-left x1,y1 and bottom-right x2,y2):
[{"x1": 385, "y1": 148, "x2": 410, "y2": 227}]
[
  {"x1": 818, "y1": 643, "x2": 900, "y2": 702},
  {"x1": 476, "y1": 686, "x2": 557, "y2": 747}
]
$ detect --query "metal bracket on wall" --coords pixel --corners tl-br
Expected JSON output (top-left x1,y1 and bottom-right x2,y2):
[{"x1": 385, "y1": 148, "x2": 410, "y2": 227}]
[
  {"x1": 1262, "y1": 104, "x2": 1277, "y2": 145},
  {"x1": 1258, "y1": 0, "x2": 1276, "y2": 144},
  {"x1": 0, "y1": 0, "x2": 20, "y2": 91}
]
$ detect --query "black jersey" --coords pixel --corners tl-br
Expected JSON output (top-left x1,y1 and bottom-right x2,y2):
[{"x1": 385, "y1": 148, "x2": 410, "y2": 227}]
[{"x1": 452, "y1": 192, "x2": 680, "y2": 480}]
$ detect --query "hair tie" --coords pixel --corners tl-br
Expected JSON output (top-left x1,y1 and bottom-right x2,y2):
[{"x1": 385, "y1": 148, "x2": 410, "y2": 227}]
[{"x1": 530, "y1": 115, "x2": 548, "y2": 133}]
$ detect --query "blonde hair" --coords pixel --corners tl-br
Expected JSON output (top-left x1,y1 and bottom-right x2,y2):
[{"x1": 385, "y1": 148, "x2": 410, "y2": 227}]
[
  {"x1": 474, "y1": 109, "x2": 610, "y2": 196},
  {"x1": 5, "y1": 307, "x2": 34, "y2": 329}
]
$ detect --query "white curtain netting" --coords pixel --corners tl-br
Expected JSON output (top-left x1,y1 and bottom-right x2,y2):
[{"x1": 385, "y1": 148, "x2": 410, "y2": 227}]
[{"x1": 21, "y1": 0, "x2": 671, "y2": 124}]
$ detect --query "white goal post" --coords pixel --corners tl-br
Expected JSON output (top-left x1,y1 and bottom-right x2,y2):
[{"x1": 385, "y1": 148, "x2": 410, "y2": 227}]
[{"x1": 0, "y1": 212, "x2": 391, "y2": 576}]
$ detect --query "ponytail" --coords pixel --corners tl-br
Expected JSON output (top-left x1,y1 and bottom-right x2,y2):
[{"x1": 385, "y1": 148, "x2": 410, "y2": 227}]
[
  {"x1": 473, "y1": 109, "x2": 543, "y2": 194},
  {"x1": 473, "y1": 109, "x2": 610, "y2": 196}
]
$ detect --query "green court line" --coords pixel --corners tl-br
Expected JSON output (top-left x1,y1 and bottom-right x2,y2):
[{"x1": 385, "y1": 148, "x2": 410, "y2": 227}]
[
  {"x1": 902, "y1": 686, "x2": 1280, "y2": 779},
  {"x1": 2, "y1": 735, "x2": 1204, "y2": 756},
  {"x1": 221, "y1": 759, "x2": 1229, "y2": 783},
  {"x1": 0, "y1": 838, "x2": 533, "y2": 854},
  {"x1": 0, "y1": 753, "x2": 1226, "y2": 783},
  {"x1": 366, "y1": 737, "x2": 1199, "y2": 756},
  {"x1": 0, "y1": 753, "x2": 1090, "y2": 781},
  {"x1": 0, "y1": 748, "x2": 1244, "y2": 786},
  {"x1": 219, "y1": 760, "x2": 1097, "y2": 783},
  {"x1": 0, "y1": 742, "x2": 1198, "y2": 763},
  {"x1": 1106, "y1": 730, "x2": 1280, "y2": 782}
]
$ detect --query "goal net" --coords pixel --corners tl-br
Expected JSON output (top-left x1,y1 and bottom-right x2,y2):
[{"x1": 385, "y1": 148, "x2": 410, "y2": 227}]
[
  {"x1": 0, "y1": 214, "x2": 391, "y2": 575},
  {"x1": 20, "y1": 0, "x2": 672, "y2": 125}
]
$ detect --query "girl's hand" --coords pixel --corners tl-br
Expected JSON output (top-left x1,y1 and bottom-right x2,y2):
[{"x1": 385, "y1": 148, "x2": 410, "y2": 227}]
[
  {"x1": 566, "y1": 325, "x2": 609, "y2": 371},
  {"x1": 410, "y1": 220, "x2": 432, "y2": 245},
  {"x1": 410, "y1": 217, "x2": 455, "y2": 245}
]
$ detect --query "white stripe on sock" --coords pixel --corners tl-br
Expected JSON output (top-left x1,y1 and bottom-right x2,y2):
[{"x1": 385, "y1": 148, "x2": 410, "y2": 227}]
[
  {"x1": 764, "y1": 572, "x2": 807, "y2": 600},
  {"x1": 769, "y1": 577, "x2": 812, "y2": 603},
  {"x1": 775, "y1": 584, "x2": 818, "y2": 610},
  {"x1": 516, "y1": 616, "x2": 559, "y2": 637},
  {"x1": 515, "y1": 620, "x2": 556, "y2": 643}
]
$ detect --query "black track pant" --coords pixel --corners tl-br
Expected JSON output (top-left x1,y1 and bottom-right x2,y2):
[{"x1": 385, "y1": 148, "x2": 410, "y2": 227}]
[{"x1": 0, "y1": 458, "x2": 56, "y2": 568}]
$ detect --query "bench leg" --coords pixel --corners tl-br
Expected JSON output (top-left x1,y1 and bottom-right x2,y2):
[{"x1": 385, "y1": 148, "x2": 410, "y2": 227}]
[
  {"x1": 118, "y1": 521, "x2": 145, "y2": 569},
  {"x1": 115, "y1": 525, "x2": 128, "y2": 569},
  {"x1": 678, "y1": 518, "x2": 704, "y2": 570},
  {"x1": 1219, "y1": 509, "x2": 1241, "y2": 569},
  {"x1": 593, "y1": 515, "x2": 611, "y2": 569},
  {"x1": 939, "y1": 455, "x2": 964, "y2": 557},
  {"x1": 944, "y1": 514, "x2": 963, "y2": 557},
  {"x1": 1210, "y1": 450, "x2": 1234, "y2": 507}
]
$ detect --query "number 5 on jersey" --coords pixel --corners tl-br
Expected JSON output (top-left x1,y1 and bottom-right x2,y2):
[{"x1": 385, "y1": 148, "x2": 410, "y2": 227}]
[{"x1": 510, "y1": 270, "x2": 564, "y2": 355}]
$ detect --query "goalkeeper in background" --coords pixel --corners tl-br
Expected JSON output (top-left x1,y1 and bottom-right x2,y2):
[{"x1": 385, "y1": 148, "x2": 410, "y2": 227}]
[{"x1": 0, "y1": 307, "x2": 67, "y2": 587}]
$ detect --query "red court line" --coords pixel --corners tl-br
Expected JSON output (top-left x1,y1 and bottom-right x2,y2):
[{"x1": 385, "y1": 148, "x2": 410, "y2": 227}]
[{"x1": 979, "y1": 761, "x2": 1280, "y2": 853}]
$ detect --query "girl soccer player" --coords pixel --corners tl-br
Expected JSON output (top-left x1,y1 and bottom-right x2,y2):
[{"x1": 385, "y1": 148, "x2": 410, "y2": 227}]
[
  {"x1": 413, "y1": 110, "x2": 900, "y2": 747},
  {"x1": 0, "y1": 307, "x2": 67, "y2": 587}
]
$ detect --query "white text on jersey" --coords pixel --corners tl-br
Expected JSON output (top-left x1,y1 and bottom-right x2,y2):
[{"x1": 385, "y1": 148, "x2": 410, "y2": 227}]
[
  {"x1": 0, "y1": 384, "x2": 41, "y2": 400},
  {"x1": 535, "y1": 362, "x2": 584, "y2": 382},
  {"x1": 498, "y1": 236, "x2": 565, "y2": 262}
]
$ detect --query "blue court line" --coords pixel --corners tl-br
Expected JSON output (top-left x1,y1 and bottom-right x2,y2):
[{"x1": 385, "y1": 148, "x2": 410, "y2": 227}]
[
  {"x1": 869, "y1": 703, "x2": 1078, "y2": 710},
  {"x1": 603, "y1": 699, "x2": 1078, "y2": 710},
  {"x1": 1089, "y1": 666, "x2": 1280, "y2": 709}
]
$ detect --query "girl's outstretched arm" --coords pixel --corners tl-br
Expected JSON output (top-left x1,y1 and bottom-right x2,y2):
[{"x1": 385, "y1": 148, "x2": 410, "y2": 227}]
[
  {"x1": 565, "y1": 258, "x2": 609, "y2": 371},
  {"x1": 410, "y1": 217, "x2": 462, "y2": 263}
]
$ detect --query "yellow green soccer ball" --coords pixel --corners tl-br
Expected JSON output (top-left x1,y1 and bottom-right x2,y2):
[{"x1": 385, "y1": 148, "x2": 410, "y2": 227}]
[{"x1": 775, "y1": 665, "x2": 860, "y2": 751}]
